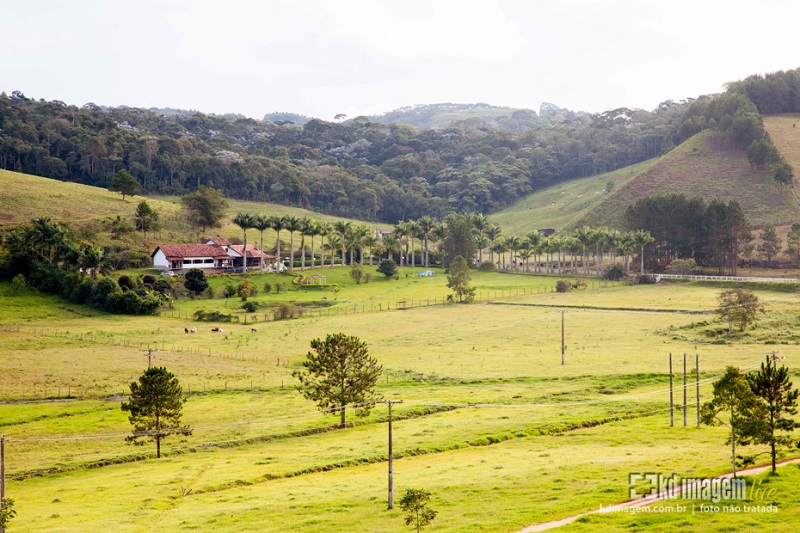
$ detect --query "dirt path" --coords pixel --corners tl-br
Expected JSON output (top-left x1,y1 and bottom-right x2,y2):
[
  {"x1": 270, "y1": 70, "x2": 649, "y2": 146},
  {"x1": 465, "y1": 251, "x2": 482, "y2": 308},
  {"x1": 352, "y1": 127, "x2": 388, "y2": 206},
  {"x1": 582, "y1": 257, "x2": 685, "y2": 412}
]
[{"x1": 516, "y1": 458, "x2": 800, "y2": 532}]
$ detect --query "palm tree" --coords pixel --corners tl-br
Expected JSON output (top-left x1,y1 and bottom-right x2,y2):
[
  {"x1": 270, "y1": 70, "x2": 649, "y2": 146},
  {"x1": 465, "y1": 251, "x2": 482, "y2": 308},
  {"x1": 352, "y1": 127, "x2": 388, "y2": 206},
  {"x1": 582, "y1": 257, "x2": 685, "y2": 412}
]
[
  {"x1": 486, "y1": 224, "x2": 502, "y2": 265},
  {"x1": 318, "y1": 223, "x2": 331, "y2": 269},
  {"x1": 526, "y1": 231, "x2": 542, "y2": 273},
  {"x1": 632, "y1": 229, "x2": 655, "y2": 274},
  {"x1": 232, "y1": 212, "x2": 255, "y2": 274},
  {"x1": 518, "y1": 247, "x2": 532, "y2": 271},
  {"x1": 283, "y1": 215, "x2": 301, "y2": 272},
  {"x1": 393, "y1": 221, "x2": 411, "y2": 266},
  {"x1": 269, "y1": 215, "x2": 287, "y2": 270},
  {"x1": 326, "y1": 234, "x2": 341, "y2": 268},
  {"x1": 493, "y1": 238, "x2": 508, "y2": 270},
  {"x1": 253, "y1": 214, "x2": 271, "y2": 274},
  {"x1": 505, "y1": 235, "x2": 522, "y2": 270},
  {"x1": 363, "y1": 233, "x2": 378, "y2": 266},
  {"x1": 471, "y1": 213, "x2": 490, "y2": 263},
  {"x1": 382, "y1": 234, "x2": 400, "y2": 261},
  {"x1": 573, "y1": 226, "x2": 593, "y2": 276},
  {"x1": 298, "y1": 217, "x2": 311, "y2": 271},
  {"x1": 307, "y1": 220, "x2": 321, "y2": 269},
  {"x1": 408, "y1": 219, "x2": 420, "y2": 267},
  {"x1": 417, "y1": 215, "x2": 436, "y2": 268},
  {"x1": 79, "y1": 245, "x2": 112, "y2": 280},
  {"x1": 606, "y1": 229, "x2": 622, "y2": 270},
  {"x1": 618, "y1": 232, "x2": 635, "y2": 274},
  {"x1": 474, "y1": 234, "x2": 489, "y2": 265},
  {"x1": 333, "y1": 220, "x2": 351, "y2": 267},
  {"x1": 351, "y1": 225, "x2": 370, "y2": 266},
  {"x1": 591, "y1": 227, "x2": 608, "y2": 276}
]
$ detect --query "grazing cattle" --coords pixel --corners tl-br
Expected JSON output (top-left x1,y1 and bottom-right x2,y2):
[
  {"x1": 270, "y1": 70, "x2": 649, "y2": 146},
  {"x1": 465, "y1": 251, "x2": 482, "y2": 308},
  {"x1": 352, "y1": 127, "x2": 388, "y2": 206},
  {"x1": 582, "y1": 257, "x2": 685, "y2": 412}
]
[
  {"x1": 211, "y1": 327, "x2": 219, "y2": 332},
  {"x1": 251, "y1": 328, "x2": 257, "y2": 333},
  {"x1": 191, "y1": 327, "x2": 197, "y2": 333},
  {"x1": 218, "y1": 328, "x2": 224, "y2": 334},
  {"x1": 185, "y1": 328, "x2": 189, "y2": 333}
]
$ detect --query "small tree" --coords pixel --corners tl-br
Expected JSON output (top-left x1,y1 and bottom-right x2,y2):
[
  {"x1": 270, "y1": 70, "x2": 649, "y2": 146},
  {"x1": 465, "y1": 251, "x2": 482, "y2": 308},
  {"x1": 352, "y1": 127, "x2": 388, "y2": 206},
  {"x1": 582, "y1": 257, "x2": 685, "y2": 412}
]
[
  {"x1": 181, "y1": 185, "x2": 228, "y2": 232},
  {"x1": 399, "y1": 488, "x2": 438, "y2": 533},
  {"x1": 109, "y1": 169, "x2": 140, "y2": 201},
  {"x1": 377, "y1": 259, "x2": 398, "y2": 278},
  {"x1": 785, "y1": 223, "x2": 800, "y2": 267},
  {"x1": 757, "y1": 224, "x2": 782, "y2": 265},
  {"x1": 183, "y1": 268, "x2": 208, "y2": 295},
  {"x1": 120, "y1": 367, "x2": 192, "y2": 458},
  {"x1": 134, "y1": 200, "x2": 160, "y2": 239},
  {"x1": 293, "y1": 333, "x2": 382, "y2": 428},
  {"x1": 701, "y1": 366, "x2": 764, "y2": 477},
  {"x1": 350, "y1": 263, "x2": 364, "y2": 284},
  {"x1": 716, "y1": 289, "x2": 763, "y2": 333},
  {"x1": 237, "y1": 279, "x2": 258, "y2": 300},
  {"x1": 447, "y1": 255, "x2": 474, "y2": 302},
  {"x1": 747, "y1": 355, "x2": 800, "y2": 473},
  {"x1": 0, "y1": 497, "x2": 16, "y2": 530}
]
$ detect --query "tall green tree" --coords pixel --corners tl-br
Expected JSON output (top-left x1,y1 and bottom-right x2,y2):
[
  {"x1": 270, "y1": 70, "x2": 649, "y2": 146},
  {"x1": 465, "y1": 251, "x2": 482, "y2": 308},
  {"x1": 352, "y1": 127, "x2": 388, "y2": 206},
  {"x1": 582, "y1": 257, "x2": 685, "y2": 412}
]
[
  {"x1": 183, "y1": 268, "x2": 208, "y2": 295},
  {"x1": 785, "y1": 222, "x2": 800, "y2": 267},
  {"x1": 253, "y1": 214, "x2": 272, "y2": 275},
  {"x1": 134, "y1": 200, "x2": 160, "y2": 239},
  {"x1": 181, "y1": 186, "x2": 228, "y2": 232},
  {"x1": 284, "y1": 215, "x2": 301, "y2": 271},
  {"x1": 399, "y1": 488, "x2": 438, "y2": 533},
  {"x1": 232, "y1": 212, "x2": 255, "y2": 274},
  {"x1": 747, "y1": 356, "x2": 800, "y2": 473},
  {"x1": 293, "y1": 333, "x2": 383, "y2": 428},
  {"x1": 447, "y1": 255, "x2": 474, "y2": 302},
  {"x1": 269, "y1": 215, "x2": 286, "y2": 268},
  {"x1": 716, "y1": 289, "x2": 763, "y2": 333},
  {"x1": 632, "y1": 229, "x2": 654, "y2": 275},
  {"x1": 121, "y1": 367, "x2": 192, "y2": 458},
  {"x1": 757, "y1": 223, "x2": 781, "y2": 264},
  {"x1": 701, "y1": 366, "x2": 764, "y2": 477},
  {"x1": 109, "y1": 169, "x2": 140, "y2": 201},
  {"x1": 441, "y1": 214, "x2": 476, "y2": 268}
]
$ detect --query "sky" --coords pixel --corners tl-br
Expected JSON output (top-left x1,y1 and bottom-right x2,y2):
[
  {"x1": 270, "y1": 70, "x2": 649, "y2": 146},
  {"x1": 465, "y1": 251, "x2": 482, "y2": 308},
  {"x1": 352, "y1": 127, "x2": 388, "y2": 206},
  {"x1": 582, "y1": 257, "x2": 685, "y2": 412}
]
[{"x1": 2, "y1": 0, "x2": 800, "y2": 121}]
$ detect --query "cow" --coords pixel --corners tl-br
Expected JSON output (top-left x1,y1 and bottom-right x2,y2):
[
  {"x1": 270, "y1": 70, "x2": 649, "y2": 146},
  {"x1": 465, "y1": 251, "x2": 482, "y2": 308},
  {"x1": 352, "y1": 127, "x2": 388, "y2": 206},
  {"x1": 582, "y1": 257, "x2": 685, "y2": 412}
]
[
  {"x1": 191, "y1": 327, "x2": 197, "y2": 333},
  {"x1": 251, "y1": 328, "x2": 257, "y2": 333},
  {"x1": 211, "y1": 327, "x2": 219, "y2": 332},
  {"x1": 185, "y1": 327, "x2": 189, "y2": 333}
]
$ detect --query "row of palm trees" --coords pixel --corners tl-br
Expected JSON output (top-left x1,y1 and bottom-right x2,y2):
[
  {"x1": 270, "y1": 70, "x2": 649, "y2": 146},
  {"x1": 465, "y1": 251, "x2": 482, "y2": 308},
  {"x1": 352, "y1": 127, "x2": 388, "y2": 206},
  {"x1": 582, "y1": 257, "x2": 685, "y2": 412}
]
[{"x1": 231, "y1": 211, "x2": 654, "y2": 276}]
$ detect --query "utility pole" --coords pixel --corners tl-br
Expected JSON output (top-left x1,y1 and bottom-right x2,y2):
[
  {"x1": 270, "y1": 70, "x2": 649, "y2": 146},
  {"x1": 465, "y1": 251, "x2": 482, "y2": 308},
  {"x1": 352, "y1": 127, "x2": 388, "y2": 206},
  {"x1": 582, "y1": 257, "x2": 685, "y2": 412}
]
[
  {"x1": 141, "y1": 348, "x2": 159, "y2": 369},
  {"x1": 384, "y1": 399, "x2": 403, "y2": 509},
  {"x1": 695, "y1": 353, "x2": 700, "y2": 428},
  {"x1": 669, "y1": 353, "x2": 674, "y2": 427},
  {"x1": 561, "y1": 310, "x2": 565, "y2": 365},
  {"x1": 683, "y1": 353, "x2": 687, "y2": 427}
]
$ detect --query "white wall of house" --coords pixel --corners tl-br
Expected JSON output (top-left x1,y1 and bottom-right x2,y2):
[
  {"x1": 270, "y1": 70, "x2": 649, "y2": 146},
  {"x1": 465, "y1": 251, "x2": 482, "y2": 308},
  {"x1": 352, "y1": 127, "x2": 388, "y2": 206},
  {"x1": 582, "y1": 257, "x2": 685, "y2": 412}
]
[
  {"x1": 153, "y1": 249, "x2": 170, "y2": 270},
  {"x1": 182, "y1": 256, "x2": 217, "y2": 269}
]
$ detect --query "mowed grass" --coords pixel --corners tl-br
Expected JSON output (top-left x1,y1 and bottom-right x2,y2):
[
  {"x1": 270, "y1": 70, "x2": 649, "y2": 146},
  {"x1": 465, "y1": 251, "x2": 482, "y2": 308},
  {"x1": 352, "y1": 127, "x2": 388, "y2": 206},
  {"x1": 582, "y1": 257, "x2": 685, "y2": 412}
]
[
  {"x1": 577, "y1": 130, "x2": 800, "y2": 228},
  {"x1": 2, "y1": 277, "x2": 800, "y2": 531},
  {"x1": 489, "y1": 159, "x2": 657, "y2": 234}
]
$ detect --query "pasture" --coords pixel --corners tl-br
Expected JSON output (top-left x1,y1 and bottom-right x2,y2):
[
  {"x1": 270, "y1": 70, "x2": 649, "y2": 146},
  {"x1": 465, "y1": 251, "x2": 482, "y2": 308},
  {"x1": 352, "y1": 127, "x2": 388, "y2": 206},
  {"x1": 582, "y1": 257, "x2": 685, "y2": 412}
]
[{"x1": 1, "y1": 272, "x2": 800, "y2": 532}]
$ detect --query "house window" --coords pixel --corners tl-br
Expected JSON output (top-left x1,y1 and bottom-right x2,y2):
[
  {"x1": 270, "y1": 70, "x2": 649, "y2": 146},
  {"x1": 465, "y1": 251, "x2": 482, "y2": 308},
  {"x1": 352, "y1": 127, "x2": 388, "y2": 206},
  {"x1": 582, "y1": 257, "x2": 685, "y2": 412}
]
[{"x1": 204, "y1": 259, "x2": 214, "y2": 264}]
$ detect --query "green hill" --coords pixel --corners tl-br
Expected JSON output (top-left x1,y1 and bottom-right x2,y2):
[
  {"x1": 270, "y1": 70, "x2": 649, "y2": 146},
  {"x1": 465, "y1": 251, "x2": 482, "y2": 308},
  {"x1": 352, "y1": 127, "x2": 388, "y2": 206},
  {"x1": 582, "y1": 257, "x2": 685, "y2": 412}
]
[
  {"x1": 764, "y1": 113, "x2": 800, "y2": 201},
  {"x1": 488, "y1": 159, "x2": 658, "y2": 234},
  {"x1": 575, "y1": 129, "x2": 800, "y2": 229}
]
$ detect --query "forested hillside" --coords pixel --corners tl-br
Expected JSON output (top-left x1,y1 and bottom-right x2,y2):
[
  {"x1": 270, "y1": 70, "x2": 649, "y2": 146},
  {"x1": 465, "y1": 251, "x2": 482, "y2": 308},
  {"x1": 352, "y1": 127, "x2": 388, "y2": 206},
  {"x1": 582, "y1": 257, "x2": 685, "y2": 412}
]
[
  {"x1": 0, "y1": 92, "x2": 686, "y2": 223},
  {"x1": 1, "y1": 67, "x2": 798, "y2": 225}
]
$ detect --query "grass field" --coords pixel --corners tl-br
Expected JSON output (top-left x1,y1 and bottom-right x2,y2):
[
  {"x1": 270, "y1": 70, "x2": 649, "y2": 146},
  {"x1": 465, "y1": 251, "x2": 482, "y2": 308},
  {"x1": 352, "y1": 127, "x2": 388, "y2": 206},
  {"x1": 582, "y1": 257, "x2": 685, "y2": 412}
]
[
  {"x1": 2, "y1": 271, "x2": 800, "y2": 532},
  {"x1": 489, "y1": 159, "x2": 657, "y2": 234},
  {"x1": 576, "y1": 130, "x2": 800, "y2": 229}
]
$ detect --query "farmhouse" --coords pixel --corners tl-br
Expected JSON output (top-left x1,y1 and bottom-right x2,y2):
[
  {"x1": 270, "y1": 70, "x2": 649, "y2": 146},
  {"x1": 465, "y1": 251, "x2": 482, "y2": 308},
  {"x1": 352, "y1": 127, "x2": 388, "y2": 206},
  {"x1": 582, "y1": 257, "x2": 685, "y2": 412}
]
[{"x1": 152, "y1": 238, "x2": 275, "y2": 273}]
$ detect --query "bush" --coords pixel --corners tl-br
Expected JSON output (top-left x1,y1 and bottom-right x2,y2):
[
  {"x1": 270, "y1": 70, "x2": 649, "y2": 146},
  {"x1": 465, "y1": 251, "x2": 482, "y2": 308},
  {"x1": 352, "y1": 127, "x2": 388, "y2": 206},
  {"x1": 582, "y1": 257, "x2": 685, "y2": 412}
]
[
  {"x1": 478, "y1": 261, "x2": 496, "y2": 271},
  {"x1": 90, "y1": 277, "x2": 119, "y2": 308},
  {"x1": 237, "y1": 280, "x2": 258, "y2": 300},
  {"x1": 154, "y1": 279, "x2": 172, "y2": 296},
  {"x1": 274, "y1": 303, "x2": 305, "y2": 320},
  {"x1": 364, "y1": 273, "x2": 372, "y2": 283},
  {"x1": 377, "y1": 259, "x2": 398, "y2": 278},
  {"x1": 573, "y1": 279, "x2": 588, "y2": 289},
  {"x1": 193, "y1": 310, "x2": 239, "y2": 322},
  {"x1": 556, "y1": 280, "x2": 573, "y2": 293},
  {"x1": 184, "y1": 269, "x2": 208, "y2": 295},
  {"x1": 8, "y1": 273, "x2": 26, "y2": 295},
  {"x1": 205, "y1": 285, "x2": 216, "y2": 298},
  {"x1": 142, "y1": 274, "x2": 157, "y2": 286},
  {"x1": 242, "y1": 301, "x2": 258, "y2": 313},
  {"x1": 350, "y1": 264, "x2": 364, "y2": 284},
  {"x1": 118, "y1": 275, "x2": 134, "y2": 291},
  {"x1": 603, "y1": 265, "x2": 627, "y2": 281},
  {"x1": 263, "y1": 282, "x2": 272, "y2": 294},
  {"x1": 275, "y1": 282, "x2": 287, "y2": 293},
  {"x1": 69, "y1": 279, "x2": 95, "y2": 304},
  {"x1": 223, "y1": 284, "x2": 237, "y2": 298},
  {"x1": 637, "y1": 274, "x2": 656, "y2": 284}
]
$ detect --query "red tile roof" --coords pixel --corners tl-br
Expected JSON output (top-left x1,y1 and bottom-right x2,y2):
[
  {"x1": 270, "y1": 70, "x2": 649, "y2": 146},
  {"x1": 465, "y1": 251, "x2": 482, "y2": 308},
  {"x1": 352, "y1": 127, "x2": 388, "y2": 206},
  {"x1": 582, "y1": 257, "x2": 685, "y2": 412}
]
[
  {"x1": 206, "y1": 237, "x2": 231, "y2": 246},
  {"x1": 229, "y1": 244, "x2": 275, "y2": 259},
  {"x1": 153, "y1": 244, "x2": 230, "y2": 260}
]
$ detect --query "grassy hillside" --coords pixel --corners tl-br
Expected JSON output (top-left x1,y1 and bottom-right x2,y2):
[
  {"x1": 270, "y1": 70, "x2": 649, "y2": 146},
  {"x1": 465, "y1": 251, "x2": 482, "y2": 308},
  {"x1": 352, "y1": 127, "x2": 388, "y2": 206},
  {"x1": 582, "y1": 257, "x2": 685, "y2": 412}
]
[
  {"x1": 764, "y1": 113, "x2": 800, "y2": 202},
  {"x1": 489, "y1": 159, "x2": 658, "y2": 234},
  {"x1": 576, "y1": 130, "x2": 800, "y2": 229},
  {"x1": 0, "y1": 170, "x2": 383, "y2": 253}
]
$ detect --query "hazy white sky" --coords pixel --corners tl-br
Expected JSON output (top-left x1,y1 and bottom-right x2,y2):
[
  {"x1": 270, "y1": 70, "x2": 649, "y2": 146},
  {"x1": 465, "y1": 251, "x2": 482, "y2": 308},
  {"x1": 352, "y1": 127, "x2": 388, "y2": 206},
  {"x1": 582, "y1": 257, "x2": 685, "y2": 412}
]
[{"x1": 2, "y1": 0, "x2": 799, "y2": 120}]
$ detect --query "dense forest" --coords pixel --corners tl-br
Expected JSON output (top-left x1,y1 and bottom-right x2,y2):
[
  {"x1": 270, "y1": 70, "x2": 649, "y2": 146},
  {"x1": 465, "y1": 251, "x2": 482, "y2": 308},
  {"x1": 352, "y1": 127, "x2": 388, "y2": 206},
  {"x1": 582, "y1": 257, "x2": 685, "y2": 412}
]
[{"x1": 0, "y1": 67, "x2": 796, "y2": 223}]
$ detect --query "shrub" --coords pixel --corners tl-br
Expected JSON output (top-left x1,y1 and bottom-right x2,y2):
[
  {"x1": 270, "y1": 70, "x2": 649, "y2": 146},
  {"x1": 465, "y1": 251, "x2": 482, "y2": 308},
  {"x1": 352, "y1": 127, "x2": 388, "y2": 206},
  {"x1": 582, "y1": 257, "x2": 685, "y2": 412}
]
[
  {"x1": 377, "y1": 259, "x2": 398, "y2": 278},
  {"x1": 274, "y1": 303, "x2": 305, "y2": 320},
  {"x1": 478, "y1": 261, "x2": 496, "y2": 271},
  {"x1": 118, "y1": 275, "x2": 134, "y2": 291},
  {"x1": 142, "y1": 274, "x2": 157, "y2": 286},
  {"x1": 556, "y1": 280, "x2": 573, "y2": 293},
  {"x1": 90, "y1": 277, "x2": 119, "y2": 308},
  {"x1": 603, "y1": 265, "x2": 627, "y2": 281},
  {"x1": 223, "y1": 284, "x2": 237, "y2": 298},
  {"x1": 154, "y1": 279, "x2": 172, "y2": 296},
  {"x1": 184, "y1": 269, "x2": 208, "y2": 295},
  {"x1": 364, "y1": 273, "x2": 372, "y2": 284},
  {"x1": 275, "y1": 282, "x2": 287, "y2": 293},
  {"x1": 237, "y1": 280, "x2": 258, "y2": 300},
  {"x1": 69, "y1": 279, "x2": 95, "y2": 304},
  {"x1": 637, "y1": 274, "x2": 656, "y2": 284},
  {"x1": 205, "y1": 285, "x2": 216, "y2": 298},
  {"x1": 193, "y1": 310, "x2": 239, "y2": 322},
  {"x1": 242, "y1": 301, "x2": 258, "y2": 313},
  {"x1": 8, "y1": 274, "x2": 26, "y2": 295},
  {"x1": 573, "y1": 279, "x2": 588, "y2": 289},
  {"x1": 263, "y1": 282, "x2": 272, "y2": 293},
  {"x1": 350, "y1": 264, "x2": 364, "y2": 284}
]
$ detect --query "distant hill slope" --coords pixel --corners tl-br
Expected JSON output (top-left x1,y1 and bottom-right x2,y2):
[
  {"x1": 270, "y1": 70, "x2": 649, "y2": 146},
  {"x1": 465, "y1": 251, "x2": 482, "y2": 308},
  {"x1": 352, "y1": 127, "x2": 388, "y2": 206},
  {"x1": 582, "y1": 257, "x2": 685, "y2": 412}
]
[
  {"x1": 764, "y1": 114, "x2": 800, "y2": 198},
  {"x1": 488, "y1": 159, "x2": 658, "y2": 235},
  {"x1": 363, "y1": 102, "x2": 584, "y2": 131},
  {"x1": 575, "y1": 130, "x2": 800, "y2": 229}
]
